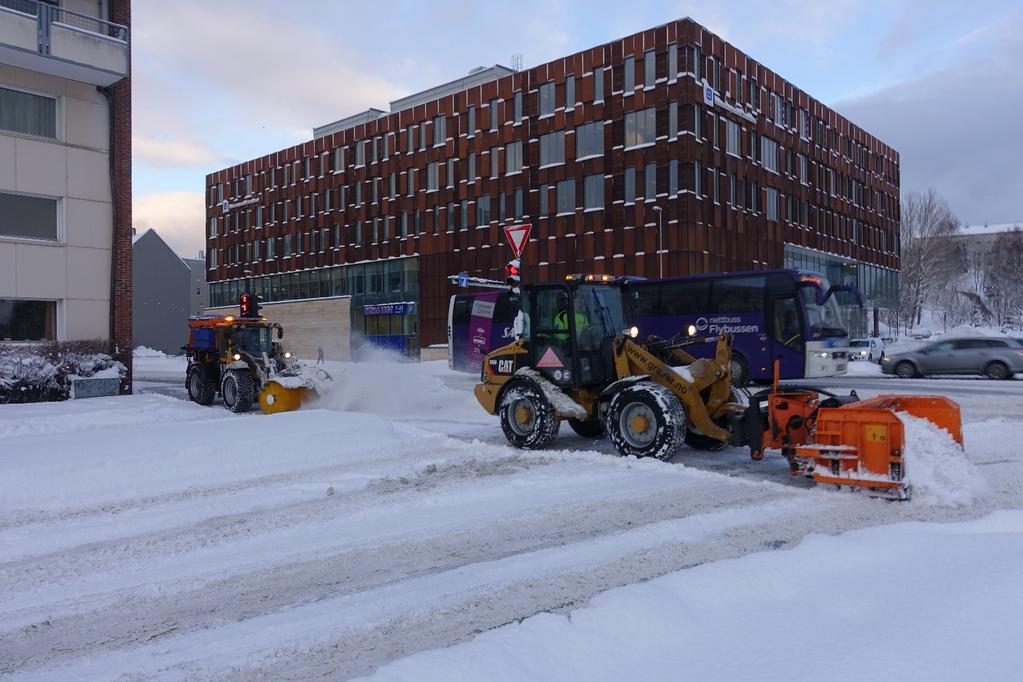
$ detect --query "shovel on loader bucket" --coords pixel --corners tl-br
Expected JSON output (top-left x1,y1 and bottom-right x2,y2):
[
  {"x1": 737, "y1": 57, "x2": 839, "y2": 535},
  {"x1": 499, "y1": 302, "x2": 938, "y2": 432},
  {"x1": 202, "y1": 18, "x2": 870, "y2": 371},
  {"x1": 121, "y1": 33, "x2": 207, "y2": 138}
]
[
  {"x1": 258, "y1": 367, "x2": 332, "y2": 415},
  {"x1": 796, "y1": 395, "x2": 963, "y2": 500}
]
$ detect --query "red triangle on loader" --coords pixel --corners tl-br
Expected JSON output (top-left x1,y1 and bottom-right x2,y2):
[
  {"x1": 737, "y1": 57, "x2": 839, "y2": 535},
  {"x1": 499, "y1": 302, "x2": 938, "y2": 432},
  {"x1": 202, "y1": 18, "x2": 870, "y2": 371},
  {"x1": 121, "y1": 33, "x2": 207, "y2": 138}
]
[{"x1": 536, "y1": 346, "x2": 564, "y2": 368}]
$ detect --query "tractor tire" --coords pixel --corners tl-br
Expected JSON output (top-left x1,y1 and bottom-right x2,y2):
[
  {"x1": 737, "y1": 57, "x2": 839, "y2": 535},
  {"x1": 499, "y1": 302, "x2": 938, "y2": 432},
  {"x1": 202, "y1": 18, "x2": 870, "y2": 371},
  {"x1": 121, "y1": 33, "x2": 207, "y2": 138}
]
[
  {"x1": 569, "y1": 417, "x2": 606, "y2": 440},
  {"x1": 730, "y1": 353, "x2": 751, "y2": 388},
  {"x1": 499, "y1": 380, "x2": 560, "y2": 450},
  {"x1": 606, "y1": 383, "x2": 686, "y2": 461},
  {"x1": 222, "y1": 370, "x2": 255, "y2": 413},
  {"x1": 894, "y1": 361, "x2": 917, "y2": 379},
  {"x1": 186, "y1": 364, "x2": 216, "y2": 406},
  {"x1": 984, "y1": 361, "x2": 1012, "y2": 380}
]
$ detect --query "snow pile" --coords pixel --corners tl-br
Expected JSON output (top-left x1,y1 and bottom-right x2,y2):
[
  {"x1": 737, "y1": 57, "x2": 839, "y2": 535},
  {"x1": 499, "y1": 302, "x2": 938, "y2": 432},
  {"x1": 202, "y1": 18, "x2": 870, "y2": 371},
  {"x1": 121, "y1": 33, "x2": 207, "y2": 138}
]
[
  {"x1": 363, "y1": 512, "x2": 1023, "y2": 682},
  {"x1": 132, "y1": 346, "x2": 167, "y2": 358},
  {"x1": 901, "y1": 413, "x2": 987, "y2": 506},
  {"x1": 311, "y1": 356, "x2": 474, "y2": 419}
]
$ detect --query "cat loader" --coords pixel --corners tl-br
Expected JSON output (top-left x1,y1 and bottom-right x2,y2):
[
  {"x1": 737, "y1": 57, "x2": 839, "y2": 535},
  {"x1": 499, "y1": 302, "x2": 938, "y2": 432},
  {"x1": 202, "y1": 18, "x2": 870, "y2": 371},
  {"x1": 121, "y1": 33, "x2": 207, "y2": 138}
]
[
  {"x1": 474, "y1": 275, "x2": 963, "y2": 499},
  {"x1": 183, "y1": 293, "x2": 330, "y2": 414}
]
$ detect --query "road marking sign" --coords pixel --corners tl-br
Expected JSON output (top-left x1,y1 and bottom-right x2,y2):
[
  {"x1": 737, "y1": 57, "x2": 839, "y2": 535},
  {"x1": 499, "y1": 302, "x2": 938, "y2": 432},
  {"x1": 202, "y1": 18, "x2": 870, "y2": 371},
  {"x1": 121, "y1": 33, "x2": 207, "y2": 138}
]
[{"x1": 503, "y1": 223, "x2": 532, "y2": 258}]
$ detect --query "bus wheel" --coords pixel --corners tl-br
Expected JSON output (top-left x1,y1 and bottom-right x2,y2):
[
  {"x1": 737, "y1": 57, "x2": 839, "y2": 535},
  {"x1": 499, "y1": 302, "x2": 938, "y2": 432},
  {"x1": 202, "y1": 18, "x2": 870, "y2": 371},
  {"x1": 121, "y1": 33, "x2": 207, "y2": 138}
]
[
  {"x1": 729, "y1": 354, "x2": 751, "y2": 388},
  {"x1": 499, "y1": 380, "x2": 560, "y2": 449}
]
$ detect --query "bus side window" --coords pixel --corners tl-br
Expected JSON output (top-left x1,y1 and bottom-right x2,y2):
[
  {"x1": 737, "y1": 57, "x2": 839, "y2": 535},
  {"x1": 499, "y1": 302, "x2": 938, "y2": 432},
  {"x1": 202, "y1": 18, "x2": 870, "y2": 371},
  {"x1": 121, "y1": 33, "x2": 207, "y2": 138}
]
[
  {"x1": 773, "y1": 297, "x2": 802, "y2": 348},
  {"x1": 452, "y1": 297, "x2": 472, "y2": 325},
  {"x1": 660, "y1": 280, "x2": 710, "y2": 316},
  {"x1": 712, "y1": 277, "x2": 765, "y2": 313}
]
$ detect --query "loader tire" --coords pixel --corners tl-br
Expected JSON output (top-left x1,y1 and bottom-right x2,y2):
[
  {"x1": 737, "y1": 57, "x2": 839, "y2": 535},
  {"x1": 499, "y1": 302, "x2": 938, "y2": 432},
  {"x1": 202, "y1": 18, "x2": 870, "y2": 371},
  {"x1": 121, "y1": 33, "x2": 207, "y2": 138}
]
[
  {"x1": 606, "y1": 383, "x2": 686, "y2": 461},
  {"x1": 569, "y1": 417, "x2": 606, "y2": 440},
  {"x1": 222, "y1": 370, "x2": 255, "y2": 413},
  {"x1": 186, "y1": 365, "x2": 216, "y2": 406},
  {"x1": 499, "y1": 380, "x2": 560, "y2": 450}
]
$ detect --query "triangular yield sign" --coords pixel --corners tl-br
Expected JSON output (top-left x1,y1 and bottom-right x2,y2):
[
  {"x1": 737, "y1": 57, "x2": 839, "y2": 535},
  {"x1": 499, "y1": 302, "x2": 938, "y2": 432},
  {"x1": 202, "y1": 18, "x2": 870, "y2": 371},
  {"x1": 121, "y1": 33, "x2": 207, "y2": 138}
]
[
  {"x1": 536, "y1": 346, "x2": 564, "y2": 368},
  {"x1": 503, "y1": 223, "x2": 532, "y2": 258}
]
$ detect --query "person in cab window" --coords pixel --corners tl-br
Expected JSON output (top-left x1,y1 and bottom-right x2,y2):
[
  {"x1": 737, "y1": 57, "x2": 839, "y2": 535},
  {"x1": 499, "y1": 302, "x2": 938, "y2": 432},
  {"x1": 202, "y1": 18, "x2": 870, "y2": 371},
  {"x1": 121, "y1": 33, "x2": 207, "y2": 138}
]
[{"x1": 554, "y1": 294, "x2": 591, "y2": 341}]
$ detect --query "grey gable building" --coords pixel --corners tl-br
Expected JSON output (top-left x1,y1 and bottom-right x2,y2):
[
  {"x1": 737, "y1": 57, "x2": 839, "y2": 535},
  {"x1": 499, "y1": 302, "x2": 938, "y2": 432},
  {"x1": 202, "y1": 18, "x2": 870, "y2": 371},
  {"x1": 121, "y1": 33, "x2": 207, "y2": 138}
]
[{"x1": 132, "y1": 229, "x2": 207, "y2": 354}]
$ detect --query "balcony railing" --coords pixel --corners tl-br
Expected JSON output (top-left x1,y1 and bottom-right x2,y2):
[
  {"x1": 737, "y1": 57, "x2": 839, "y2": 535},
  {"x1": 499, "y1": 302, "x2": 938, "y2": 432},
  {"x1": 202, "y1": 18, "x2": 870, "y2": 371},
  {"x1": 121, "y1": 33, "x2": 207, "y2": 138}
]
[
  {"x1": 0, "y1": 0, "x2": 129, "y2": 43},
  {"x1": 0, "y1": 0, "x2": 129, "y2": 86}
]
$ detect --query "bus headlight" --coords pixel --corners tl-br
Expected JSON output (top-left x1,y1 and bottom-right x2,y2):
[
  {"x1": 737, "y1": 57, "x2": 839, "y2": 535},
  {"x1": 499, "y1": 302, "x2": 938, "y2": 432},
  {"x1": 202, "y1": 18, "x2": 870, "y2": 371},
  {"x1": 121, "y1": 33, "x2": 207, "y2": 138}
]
[
  {"x1": 284, "y1": 351, "x2": 292, "y2": 359},
  {"x1": 818, "y1": 352, "x2": 830, "y2": 359},
  {"x1": 687, "y1": 324, "x2": 697, "y2": 336}
]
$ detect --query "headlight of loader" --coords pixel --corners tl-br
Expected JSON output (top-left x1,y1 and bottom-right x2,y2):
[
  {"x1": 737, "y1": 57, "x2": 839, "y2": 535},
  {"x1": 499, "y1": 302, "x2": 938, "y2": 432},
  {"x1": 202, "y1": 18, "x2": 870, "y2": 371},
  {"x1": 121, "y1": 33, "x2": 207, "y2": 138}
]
[
  {"x1": 284, "y1": 351, "x2": 292, "y2": 359},
  {"x1": 232, "y1": 353, "x2": 241, "y2": 361}
]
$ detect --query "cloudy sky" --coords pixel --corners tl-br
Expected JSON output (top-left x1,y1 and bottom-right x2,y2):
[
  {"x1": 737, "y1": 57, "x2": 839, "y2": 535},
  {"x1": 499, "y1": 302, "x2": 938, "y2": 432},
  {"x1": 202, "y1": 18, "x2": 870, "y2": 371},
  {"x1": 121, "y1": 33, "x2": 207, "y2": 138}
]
[{"x1": 130, "y1": 0, "x2": 1023, "y2": 257}]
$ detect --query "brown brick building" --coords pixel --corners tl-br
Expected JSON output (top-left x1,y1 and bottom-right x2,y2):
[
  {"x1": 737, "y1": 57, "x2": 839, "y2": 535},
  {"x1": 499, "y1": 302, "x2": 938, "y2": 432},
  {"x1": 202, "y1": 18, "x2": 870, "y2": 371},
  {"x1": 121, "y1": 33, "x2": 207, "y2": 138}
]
[{"x1": 205, "y1": 17, "x2": 899, "y2": 353}]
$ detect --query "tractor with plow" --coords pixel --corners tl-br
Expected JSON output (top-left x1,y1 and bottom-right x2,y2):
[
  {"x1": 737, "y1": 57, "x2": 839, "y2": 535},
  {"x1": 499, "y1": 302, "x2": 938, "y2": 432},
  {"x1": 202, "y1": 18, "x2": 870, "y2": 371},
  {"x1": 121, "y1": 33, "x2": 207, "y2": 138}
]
[
  {"x1": 474, "y1": 275, "x2": 962, "y2": 499},
  {"x1": 183, "y1": 293, "x2": 330, "y2": 414}
]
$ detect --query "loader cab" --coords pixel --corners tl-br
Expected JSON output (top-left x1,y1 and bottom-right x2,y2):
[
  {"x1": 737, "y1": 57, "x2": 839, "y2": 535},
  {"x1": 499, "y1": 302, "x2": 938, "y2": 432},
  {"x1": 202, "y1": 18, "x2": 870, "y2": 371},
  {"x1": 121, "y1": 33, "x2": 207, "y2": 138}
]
[{"x1": 523, "y1": 280, "x2": 626, "y2": 389}]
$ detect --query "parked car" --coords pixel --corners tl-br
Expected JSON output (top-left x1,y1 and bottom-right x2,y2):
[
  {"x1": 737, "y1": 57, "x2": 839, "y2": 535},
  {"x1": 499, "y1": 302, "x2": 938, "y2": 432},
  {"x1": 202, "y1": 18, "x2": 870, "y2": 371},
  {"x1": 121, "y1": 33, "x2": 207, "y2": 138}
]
[
  {"x1": 910, "y1": 330, "x2": 933, "y2": 340},
  {"x1": 881, "y1": 337, "x2": 1023, "y2": 379},
  {"x1": 849, "y1": 337, "x2": 886, "y2": 363}
]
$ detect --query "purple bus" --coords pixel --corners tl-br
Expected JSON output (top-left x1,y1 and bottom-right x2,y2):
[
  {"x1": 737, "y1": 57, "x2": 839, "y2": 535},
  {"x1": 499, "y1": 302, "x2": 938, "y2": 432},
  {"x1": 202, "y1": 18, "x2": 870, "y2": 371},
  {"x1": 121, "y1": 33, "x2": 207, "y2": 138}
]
[
  {"x1": 625, "y1": 269, "x2": 855, "y2": 385},
  {"x1": 447, "y1": 291, "x2": 518, "y2": 372}
]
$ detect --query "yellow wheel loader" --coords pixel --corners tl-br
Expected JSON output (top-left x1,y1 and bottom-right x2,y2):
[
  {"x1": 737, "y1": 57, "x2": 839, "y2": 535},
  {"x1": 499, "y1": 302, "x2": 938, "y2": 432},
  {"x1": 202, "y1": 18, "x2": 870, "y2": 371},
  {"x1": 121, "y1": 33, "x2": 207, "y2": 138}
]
[
  {"x1": 183, "y1": 293, "x2": 330, "y2": 414},
  {"x1": 474, "y1": 276, "x2": 964, "y2": 499},
  {"x1": 474, "y1": 276, "x2": 745, "y2": 460}
]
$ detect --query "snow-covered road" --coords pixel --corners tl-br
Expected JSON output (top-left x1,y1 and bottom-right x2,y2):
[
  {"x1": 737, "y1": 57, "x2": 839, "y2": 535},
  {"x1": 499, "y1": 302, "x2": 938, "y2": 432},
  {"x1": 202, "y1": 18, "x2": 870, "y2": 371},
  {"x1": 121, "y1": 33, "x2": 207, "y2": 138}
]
[{"x1": 2, "y1": 360, "x2": 1022, "y2": 679}]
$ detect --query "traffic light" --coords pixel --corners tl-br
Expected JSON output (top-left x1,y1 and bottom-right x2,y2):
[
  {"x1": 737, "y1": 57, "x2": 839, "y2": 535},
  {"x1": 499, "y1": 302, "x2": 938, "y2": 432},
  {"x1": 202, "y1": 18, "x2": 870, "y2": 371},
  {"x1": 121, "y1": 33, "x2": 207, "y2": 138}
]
[
  {"x1": 505, "y1": 259, "x2": 521, "y2": 285},
  {"x1": 239, "y1": 292, "x2": 261, "y2": 318}
]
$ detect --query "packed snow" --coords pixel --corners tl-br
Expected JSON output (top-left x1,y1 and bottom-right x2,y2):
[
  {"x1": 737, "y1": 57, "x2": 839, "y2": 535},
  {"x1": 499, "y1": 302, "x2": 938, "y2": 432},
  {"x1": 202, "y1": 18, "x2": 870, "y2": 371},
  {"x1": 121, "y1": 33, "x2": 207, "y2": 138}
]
[{"x1": 1, "y1": 357, "x2": 1022, "y2": 680}]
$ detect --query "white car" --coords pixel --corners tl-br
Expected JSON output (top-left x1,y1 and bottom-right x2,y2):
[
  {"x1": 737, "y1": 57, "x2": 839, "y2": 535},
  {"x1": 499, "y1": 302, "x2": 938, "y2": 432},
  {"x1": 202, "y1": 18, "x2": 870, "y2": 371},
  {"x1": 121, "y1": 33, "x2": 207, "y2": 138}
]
[{"x1": 849, "y1": 337, "x2": 886, "y2": 363}]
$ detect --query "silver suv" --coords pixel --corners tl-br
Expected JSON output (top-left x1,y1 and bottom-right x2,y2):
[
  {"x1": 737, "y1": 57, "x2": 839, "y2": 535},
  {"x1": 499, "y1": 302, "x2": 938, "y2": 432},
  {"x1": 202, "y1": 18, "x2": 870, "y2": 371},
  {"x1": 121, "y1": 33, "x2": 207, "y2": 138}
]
[{"x1": 881, "y1": 337, "x2": 1023, "y2": 379}]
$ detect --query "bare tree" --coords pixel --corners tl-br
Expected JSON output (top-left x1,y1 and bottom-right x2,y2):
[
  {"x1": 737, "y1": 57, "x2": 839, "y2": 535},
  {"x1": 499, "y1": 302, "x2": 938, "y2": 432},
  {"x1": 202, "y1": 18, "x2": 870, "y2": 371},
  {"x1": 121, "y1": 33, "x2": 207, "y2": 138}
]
[
  {"x1": 897, "y1": 189, "x2": 961, "y2": 330},
  {"x1": 985, "y1": 229, "x2": 1023, "y2": 328}
]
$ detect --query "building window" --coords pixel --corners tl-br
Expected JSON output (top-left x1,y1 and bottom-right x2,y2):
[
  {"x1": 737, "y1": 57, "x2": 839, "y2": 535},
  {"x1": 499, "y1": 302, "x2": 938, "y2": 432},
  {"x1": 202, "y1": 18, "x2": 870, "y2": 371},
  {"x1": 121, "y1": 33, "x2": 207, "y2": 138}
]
[
  {"x1": 624, "y1": 56, "x2": 635, "y2": 91},
  {"x1": 490, "y1": 146, "x2": 499, "y2": 178},
  {"x1": 0, "y1": 299, "x2": 56, "y2": 341},
  {"x1": 407, "y1": 169, "x2": 415, "y2": 196},
  {"x1": 356, "y1": 141, "x2": 366, "y2": 166},
  {"x1": 565, "y1": 76, "x2": 575, "y2": 109},
  {"x1": 0, "y1": 87, "x2": 56, "y2": 138},
  {"x1": 766, "y1": 187, "x2": 779, "y2": 220},
  {"x1": 506, "y1": 141, "x2": 523, "y2": 174},
  {"x1": 799, "y1": 153, "x2": 808, "y2": 183},
  {"x1": 725, "y1": 119, "x2": 740, "y2": 156},
  {"x1": 489, "y1": 98, "x2": 499, "y2": 130},
  {"x1": 539, "y1": 131, "x2": 565, "y2": 166},
  {"x1": 761, "y1": 137, "x2": 779, "y2": 172},
  {"x1": 477, "y1": 195, "x2": 492, "y2": 225},
  {"x1": 693, "y1": 161, "x2": 702, "y2": 196},
  {"x1": 419, "y1": 123, "x2": 427, "y2": 150},
  {"x1": 539, "y1": 82, "x2": 555, "y2": 116},
  {"x1": 669, "y1": 102, "x2": 678, "y2": 139},
  {"x1": 208, "y1": 217, "x2": 217, "y2": 238},
  {"x1": 644, "y1": 50, "x2": 655, "y2": 86},
  {"x1": 427, "y1": 162, "x2": 439, "y2": 191},
  {"x1": 461, "y1": 199, "x2": 469, "y2": 229},
  {"x1": 406, "y1": 125, "x2": 415, "y2": 153},
  {"x1": 467, "y1": 106, "x2": 476, "y2": 136},
  {"x1": 668, "y1": 44, "x2": 678, "y2": 81},
  {"x1": 540, "y1": 184, "x2": 549, "y2": 215},
  {"x1": 514, "y1": 91, "x2": 522, "y2": 121},
  {"x1": 371, "y1": 138, "x2": 378, "y2": 164},
  {"x1": 447, "y1": 202, "x2": 456, "y2": 231},
  {"x1": 576, "y1": 121, "x2": 603, "y2": 159},
  {"x1": 799, "y1": 109, "x2": 810, "y2": 140},
  {"x1": 593, "y1": 66, "x2": 604, "y2": 102},
  {"x1": 468, "y1": 153, "x2": 476, "y2": 182},
  {"x1": 514, "y1": 188, "x2": 524, "y2": 218},
  {"x1": 0, "y1": 192, "x2": 58, "y2": 240},
  {"x1": 401, "y1": 212, "x2": 409, "y2": 237},
  {"x1": 644, "y1": 163, "x2": 656, "y2": 200},
  {"x1": 584, "y1": 174, "x2": 603, "y2": 210},
  {"x1": 669, "y1": 160, "x2": 678, "y2": 195},
  {"x1": 389, "y1": 172, "x2": 397, "y2": 198},
  {"x1": 446, "y1": 158, "x2": 455, "y2": 187},
  {"x1": 729, "y1": 173, "x2": 736, "y2": 205},
  {"x1": 624, "y1": 107, "x2": 656, "y2": 148},
  {"x1": 712, "y1": 168, "x2": 720, "y2": 204},
  {"x1": 434, "y1": 115, "x2": 446, "y2": 145},
  {"x1": 624, "y1": 167, "x2": 636, "y2": 204},
  {"x1": 266, "y1": 237, "x2": 275, "y2": 259},
  {"x1": 556, "y1": 179, "x2": 575, "y2": 215}
]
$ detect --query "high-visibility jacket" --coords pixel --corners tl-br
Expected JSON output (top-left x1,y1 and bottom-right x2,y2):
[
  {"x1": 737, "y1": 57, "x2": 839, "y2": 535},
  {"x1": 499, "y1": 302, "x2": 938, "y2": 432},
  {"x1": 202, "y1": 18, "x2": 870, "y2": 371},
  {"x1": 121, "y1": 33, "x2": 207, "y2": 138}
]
[{"x1": 554, "y1": 310, "x2": 589, "y2": 339}]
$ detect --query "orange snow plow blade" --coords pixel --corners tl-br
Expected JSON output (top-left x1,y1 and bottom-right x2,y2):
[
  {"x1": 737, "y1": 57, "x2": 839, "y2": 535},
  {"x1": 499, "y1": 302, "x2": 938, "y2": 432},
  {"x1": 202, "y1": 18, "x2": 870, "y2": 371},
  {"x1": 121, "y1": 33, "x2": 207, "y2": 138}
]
[{"x1": 796, "y1": 395, "x2": 963, "y2": 499}]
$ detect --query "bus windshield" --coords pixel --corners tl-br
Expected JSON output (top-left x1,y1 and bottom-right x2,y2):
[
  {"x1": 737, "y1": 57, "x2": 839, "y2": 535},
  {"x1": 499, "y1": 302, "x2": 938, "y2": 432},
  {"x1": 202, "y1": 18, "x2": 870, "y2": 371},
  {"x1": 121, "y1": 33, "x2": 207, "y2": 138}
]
[{"x1": 800, "y1": 286, "x2": 846, "y2": 339}]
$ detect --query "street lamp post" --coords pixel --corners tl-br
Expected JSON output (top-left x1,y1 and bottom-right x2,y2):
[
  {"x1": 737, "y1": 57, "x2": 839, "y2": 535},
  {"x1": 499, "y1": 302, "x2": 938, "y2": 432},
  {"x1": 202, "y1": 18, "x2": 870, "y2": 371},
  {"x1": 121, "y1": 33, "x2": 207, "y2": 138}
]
[{"x1": 651, "y1": 206, "x2": 664, "y2": 278}]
